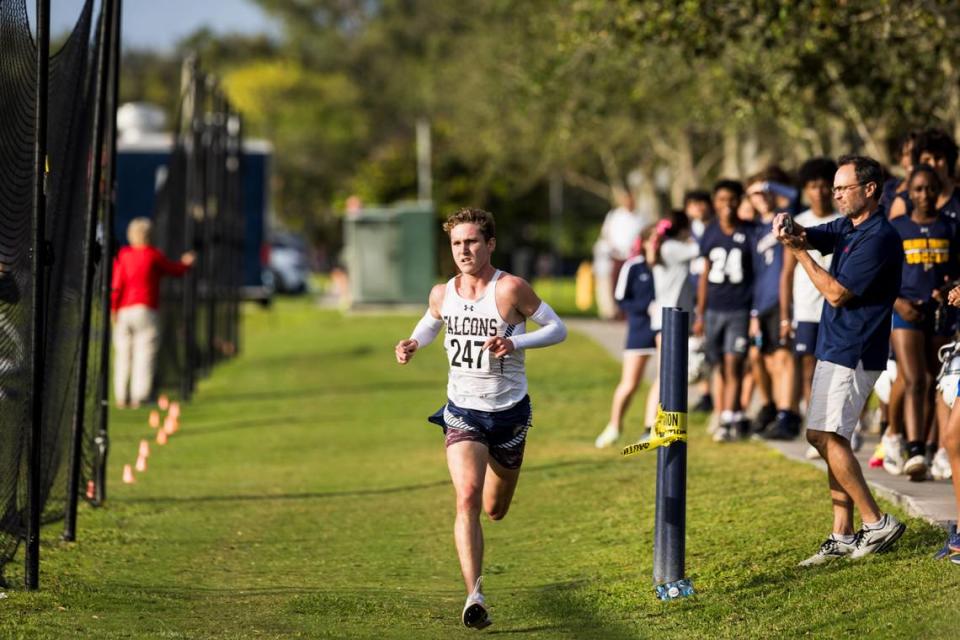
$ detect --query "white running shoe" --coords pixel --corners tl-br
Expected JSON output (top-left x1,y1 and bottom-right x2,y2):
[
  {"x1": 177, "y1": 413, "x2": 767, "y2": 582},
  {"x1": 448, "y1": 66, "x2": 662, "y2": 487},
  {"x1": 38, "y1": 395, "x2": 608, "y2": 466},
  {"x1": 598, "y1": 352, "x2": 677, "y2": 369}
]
[
  {"x1": 712, "y1": 424, "x2": 734, "y2": 443},
  {"x1": 462, "y1": 577, "x2": 491, "y2": 629},
  {"x1": 931, "y1": 448, "x2": 953, "y2": 481},
  {"x1": 904, "y1": 454, "x2": 928, "y2": 480},
  {"x1": 594, "y1": 423, "x2": 621, "y2": 449},
  {"x1": 881, "y1": 434, "x2": 905, "y2": 476},
  {"x1": 850, "y1": 514, "x2": 906, "y2": 559},
  {"x1": 798, "y1": 535, "x2": 857, "y2": 567}
]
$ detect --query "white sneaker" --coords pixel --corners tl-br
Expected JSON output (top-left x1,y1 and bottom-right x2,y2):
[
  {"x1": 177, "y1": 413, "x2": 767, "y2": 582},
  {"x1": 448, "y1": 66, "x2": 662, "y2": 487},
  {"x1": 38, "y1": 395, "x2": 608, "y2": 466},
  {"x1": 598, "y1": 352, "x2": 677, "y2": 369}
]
[
  {"x1": 706, "y1": 412, "x2": 720, "y2": 435},
  {"x1": 904, "y1": 454, "x2": 928, "y2": 480},
  {"x1": 881, "y1": 434, "x2": 905, "y2": 476},
  {"x1": 931, "y1": 448, "x2": 953, "y2": 481},
  {"x1": 850, "y1": 514, "x2": 906, "y2": 559},
  {"x1": 798, "y1": 535, "x2": 857, "y2": 567},
  {"x1": 594, "y1": 423, "x2": 621, "y2": 449},
  {"x1": 712, "y1": 424, "x2": 734, "y2": 443},
  {"x1": 462, "y1": 577, "x2": 491, "y2": 629}
]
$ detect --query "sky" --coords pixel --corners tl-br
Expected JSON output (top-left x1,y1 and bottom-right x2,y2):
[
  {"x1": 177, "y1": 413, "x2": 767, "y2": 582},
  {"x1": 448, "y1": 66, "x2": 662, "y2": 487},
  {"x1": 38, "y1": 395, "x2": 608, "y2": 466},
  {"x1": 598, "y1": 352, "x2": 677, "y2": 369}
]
[{"x1": 39, "y1": 0, "x2": 279, "y2": 51}]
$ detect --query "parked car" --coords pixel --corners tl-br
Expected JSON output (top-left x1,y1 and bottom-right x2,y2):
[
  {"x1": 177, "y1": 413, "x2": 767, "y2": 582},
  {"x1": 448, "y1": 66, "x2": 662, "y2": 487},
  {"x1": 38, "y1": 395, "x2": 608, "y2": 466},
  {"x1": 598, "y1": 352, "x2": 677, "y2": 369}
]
[{"x1": 269, "y1": 232, "x2": 310, "y2": 294}]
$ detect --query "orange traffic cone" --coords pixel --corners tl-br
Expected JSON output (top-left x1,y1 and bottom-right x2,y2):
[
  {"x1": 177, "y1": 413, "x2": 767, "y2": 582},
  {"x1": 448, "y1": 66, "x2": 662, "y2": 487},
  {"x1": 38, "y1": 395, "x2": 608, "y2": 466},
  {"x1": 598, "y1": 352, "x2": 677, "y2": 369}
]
[
  {"x1": 169, "y1": 402, "x2": 180, "y2": 419},
  {"x1": 139, "y1": 439, "x2": 150, "y2": 458},
  {"x1": 156, "y1": 429, "x2": 168, "y2": 445},
  {"x1": 163, "y1": 415, "x2": 177, "y2": 435},
  {"x1": 122, "y1": 464, "x2": 135, "y2": 484},
  {"x1": 86, "y1": 480, "x2": 95, "y2": 499},
  {"x1": 149, "y1": 410, "x2": 160, "y2": 428},
  {"x1": 135, "y1": 454, "x2": 147, "y2": 472},
  {"x1": 158, "y1": 394, "x2": 170, "y2": 411}
]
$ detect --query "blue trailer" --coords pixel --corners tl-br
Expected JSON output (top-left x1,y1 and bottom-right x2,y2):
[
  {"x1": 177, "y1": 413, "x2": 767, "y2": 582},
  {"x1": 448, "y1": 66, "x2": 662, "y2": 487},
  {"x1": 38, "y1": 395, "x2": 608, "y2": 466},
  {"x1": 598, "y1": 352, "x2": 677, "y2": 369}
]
[{"x1": 115, "y1": 126, "x2": 273, "y2": 301}]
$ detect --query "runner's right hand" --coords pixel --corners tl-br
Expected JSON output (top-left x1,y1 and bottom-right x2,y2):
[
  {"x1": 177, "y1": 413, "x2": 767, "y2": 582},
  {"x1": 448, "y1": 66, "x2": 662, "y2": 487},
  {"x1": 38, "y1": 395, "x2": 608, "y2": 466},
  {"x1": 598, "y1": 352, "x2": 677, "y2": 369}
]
[{"x1": 395, "y1": 339, "x2": 418, "y2": 364}]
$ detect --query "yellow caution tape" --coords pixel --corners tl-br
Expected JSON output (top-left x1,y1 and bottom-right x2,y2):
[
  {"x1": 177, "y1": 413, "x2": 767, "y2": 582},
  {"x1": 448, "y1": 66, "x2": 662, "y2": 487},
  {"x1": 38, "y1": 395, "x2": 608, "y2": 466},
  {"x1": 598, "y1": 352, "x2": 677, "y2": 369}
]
[{"x1": 621, "y1": 404, "x2": 687, "y2": 456}]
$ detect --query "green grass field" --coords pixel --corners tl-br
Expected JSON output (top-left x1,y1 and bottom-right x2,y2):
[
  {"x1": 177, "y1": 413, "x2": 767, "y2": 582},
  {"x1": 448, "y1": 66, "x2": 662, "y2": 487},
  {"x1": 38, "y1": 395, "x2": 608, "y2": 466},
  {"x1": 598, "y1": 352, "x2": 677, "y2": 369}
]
[{"x1": 1, "y1": 298, "x2": 957, "y2": 639}]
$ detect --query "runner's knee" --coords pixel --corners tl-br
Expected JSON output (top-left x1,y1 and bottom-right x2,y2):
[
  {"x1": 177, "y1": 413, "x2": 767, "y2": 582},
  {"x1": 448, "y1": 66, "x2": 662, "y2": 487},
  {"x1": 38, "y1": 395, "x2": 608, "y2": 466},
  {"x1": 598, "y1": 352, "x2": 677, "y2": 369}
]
[{"x1": 456, "y1": 484, "x2": 483, "y2": 514}]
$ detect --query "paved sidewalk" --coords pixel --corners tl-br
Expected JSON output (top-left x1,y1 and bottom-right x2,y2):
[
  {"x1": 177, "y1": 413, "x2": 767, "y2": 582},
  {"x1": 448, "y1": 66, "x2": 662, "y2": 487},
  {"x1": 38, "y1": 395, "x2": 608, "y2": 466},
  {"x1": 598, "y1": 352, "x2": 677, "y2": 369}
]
[{"x1": 568, "y1": 317, "x2": 957, "y2": 530}]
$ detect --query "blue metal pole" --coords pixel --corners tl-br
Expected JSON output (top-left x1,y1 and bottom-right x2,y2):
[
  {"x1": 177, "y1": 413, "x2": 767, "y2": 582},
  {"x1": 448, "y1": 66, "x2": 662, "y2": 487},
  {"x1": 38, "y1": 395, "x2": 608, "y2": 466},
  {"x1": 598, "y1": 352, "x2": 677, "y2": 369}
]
[{"x1": 653, "y1": 307, "x2": 693, "y2": 600}]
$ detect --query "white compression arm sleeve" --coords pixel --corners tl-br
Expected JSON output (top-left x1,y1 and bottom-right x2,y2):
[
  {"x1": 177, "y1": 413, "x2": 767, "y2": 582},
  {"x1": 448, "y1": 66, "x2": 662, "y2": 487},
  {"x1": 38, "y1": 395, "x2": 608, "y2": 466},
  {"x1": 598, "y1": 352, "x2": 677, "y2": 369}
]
[
  {"x1": 508, "y1": 302, "x2": 567, "y2": 350},
  {"x1": 409, "y1": 311, "x2": 443, "y2": 348}
]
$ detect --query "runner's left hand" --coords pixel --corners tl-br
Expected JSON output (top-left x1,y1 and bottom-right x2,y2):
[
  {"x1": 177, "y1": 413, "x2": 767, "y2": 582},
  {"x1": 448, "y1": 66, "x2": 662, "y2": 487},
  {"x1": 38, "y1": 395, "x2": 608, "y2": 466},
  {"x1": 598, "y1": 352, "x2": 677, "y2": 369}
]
[{"x1": 482, "y1": 336, "x2": 516, "y2": 358}]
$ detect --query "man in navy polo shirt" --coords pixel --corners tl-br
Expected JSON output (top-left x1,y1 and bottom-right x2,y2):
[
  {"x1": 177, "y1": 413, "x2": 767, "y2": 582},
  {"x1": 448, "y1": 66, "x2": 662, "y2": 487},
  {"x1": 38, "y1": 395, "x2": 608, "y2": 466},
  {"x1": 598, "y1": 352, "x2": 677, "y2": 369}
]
[{"x1": 774, "y1": 155, "x2": 907, "y2": 566}]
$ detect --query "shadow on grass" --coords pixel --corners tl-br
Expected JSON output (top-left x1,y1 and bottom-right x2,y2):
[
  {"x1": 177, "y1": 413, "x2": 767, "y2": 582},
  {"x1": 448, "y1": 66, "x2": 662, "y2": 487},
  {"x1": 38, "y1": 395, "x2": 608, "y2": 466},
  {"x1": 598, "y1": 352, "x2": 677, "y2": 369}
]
[
  {"x1": 513, "y1": 579, "x2": 646, "y2": 639},
  {"x1": 116, "y1": 459, "x2": 610, "y2": 506}
]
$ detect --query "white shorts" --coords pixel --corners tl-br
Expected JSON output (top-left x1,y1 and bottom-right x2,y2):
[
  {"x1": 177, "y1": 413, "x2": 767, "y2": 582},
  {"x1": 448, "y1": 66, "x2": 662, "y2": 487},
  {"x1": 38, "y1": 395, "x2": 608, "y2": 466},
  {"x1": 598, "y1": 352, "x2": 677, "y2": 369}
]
[{"x1": 807, "y1": 360, "x2": 880, "y2": 441}]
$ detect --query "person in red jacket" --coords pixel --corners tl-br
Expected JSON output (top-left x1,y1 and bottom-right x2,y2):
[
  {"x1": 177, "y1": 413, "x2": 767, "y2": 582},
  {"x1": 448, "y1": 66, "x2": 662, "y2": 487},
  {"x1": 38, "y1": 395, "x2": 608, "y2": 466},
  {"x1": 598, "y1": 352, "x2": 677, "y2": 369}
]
[{"x1": 111, "y1": 217, "x2": 195, "y2": 408}]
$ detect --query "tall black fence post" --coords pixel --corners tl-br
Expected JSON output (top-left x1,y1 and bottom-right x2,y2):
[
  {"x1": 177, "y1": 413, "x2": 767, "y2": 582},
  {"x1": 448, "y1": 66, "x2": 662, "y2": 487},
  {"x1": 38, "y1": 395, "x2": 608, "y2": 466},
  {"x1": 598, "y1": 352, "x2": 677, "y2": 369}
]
[
  {"x1": 26, "y1": 0, "x2": 51, "y2": 591},
  {"x1": 92, "y1": 0, "x2": 122, "y2": 506},
  {"x1": 64, "y1": 0, "x2": 115, "y2": 542},
  {"x1": 652, "y1": 307, "x2": 694, "y2": 600}
]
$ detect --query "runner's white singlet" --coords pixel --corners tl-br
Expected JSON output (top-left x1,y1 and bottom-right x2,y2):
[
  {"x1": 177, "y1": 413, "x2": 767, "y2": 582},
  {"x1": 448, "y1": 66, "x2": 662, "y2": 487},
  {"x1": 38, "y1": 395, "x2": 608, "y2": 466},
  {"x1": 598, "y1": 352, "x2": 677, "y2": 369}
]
[{"x1": 441, "y1": 270, "x2": 527, "y2": 411}]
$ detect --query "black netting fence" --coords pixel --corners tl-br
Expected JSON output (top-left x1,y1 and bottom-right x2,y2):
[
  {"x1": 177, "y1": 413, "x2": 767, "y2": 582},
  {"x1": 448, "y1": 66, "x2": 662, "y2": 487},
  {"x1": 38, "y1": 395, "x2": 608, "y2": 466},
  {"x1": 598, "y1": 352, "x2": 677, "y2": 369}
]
[
  {"x1": 154, "y1": 61, "x2": 243, "y2": 399},
  {"x1": 0, "y1": 0, "x2": 118, "y2": 586}
]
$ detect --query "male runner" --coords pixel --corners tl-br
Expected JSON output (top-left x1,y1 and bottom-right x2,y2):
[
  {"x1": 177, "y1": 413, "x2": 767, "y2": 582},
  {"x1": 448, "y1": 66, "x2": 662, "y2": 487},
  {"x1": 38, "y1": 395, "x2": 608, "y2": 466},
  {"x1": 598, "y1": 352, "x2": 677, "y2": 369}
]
[{"x1": 395, "y1": 208, "x2": 567, "y2": 629}]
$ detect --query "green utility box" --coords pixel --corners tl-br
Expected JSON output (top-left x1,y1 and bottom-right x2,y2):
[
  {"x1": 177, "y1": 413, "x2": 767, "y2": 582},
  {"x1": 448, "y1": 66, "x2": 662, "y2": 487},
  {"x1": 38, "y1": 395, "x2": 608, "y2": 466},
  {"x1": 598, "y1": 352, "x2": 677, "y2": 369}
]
[{"x1": 343, "y1": 202, "x2": 436, "y2": 305}]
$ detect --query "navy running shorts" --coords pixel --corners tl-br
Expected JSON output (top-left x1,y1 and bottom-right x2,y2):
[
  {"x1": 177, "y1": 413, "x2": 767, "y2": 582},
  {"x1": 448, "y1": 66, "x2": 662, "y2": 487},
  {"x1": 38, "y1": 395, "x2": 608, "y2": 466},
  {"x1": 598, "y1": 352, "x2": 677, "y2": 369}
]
[{"x1": 428, "y1": 395, "x2": 533, "y2": 469}]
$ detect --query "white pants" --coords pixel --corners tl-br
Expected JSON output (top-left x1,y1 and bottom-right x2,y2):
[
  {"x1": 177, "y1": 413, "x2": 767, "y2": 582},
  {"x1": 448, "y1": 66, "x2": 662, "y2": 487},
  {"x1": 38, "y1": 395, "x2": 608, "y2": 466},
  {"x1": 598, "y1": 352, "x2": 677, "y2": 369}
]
[{"x1": 113, "y1": 305, "x2": 159, "y2": 405}]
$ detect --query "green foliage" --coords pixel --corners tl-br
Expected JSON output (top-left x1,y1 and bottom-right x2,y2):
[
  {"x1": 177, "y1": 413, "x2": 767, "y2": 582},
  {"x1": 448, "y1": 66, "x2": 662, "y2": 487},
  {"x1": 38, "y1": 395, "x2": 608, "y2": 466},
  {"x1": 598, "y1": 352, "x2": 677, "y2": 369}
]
[
  {"x1": 1, "y1": 299, "x2": 957, "y2": 638},
  {"x1": 119, "y1": 1, "x2": 960, "y2": 258}
]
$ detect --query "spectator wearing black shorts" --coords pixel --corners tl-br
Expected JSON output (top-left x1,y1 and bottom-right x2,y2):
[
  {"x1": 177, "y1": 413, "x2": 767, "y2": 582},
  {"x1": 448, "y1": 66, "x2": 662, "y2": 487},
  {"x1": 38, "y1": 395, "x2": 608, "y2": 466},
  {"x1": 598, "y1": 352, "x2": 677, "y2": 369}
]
[{"x1": 693, "y1": 179, "x2": 755, "y2": 442}]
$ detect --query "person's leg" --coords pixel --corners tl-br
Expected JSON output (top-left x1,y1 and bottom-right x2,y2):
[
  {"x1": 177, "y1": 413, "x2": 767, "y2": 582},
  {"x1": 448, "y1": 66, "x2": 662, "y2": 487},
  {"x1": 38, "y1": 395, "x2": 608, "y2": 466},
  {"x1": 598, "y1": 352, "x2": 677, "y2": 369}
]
[
  {"x1": 807, "y1": 430, "x2": 882, "y2": 525},
  {"x1": 892, "y1": 328, "x2": 927, "y2": 443},
  {"x1": 483, "y1": 457, "x2": 521, "y2": 521},
  {"x1": 945, "y1": 397, "x2": 960, "y2": 525},
  {"x1": 750, "y1": 345, "x2": 772, "y2": 407},
  {"x1": 112, "y1": 310, "x2": 133, "y2": 407},
  {"x1": 130, "y1": 308, "x2": 159, "y2": 406},
  {"x1": 892, "y1": 328, "x2": 929, "y2": 473},
  {"x1": 643, "y1": 335, "x2": 662, "y2": 429},
  {"x1": 446, "y1": 440, "x2": 491, "y2": 594},
  {"x1": 607, "y1": 354, "x2": 648, "y2": 433},
  {"x1": 827, "y1": 467, "x2": 856, "y2": 535},
  {"x1": 723, "y1": 354, "x2": 744, "y2": 413}
]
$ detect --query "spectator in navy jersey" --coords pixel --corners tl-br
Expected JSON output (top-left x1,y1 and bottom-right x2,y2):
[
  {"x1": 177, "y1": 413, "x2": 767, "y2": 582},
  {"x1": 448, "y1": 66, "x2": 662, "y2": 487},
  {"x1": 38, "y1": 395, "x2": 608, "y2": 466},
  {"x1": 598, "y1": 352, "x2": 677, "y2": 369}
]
[
  {"x1": 889, "y1": 165, "x2": 960, "y2": 480},
  {"x1": 889, "y1": 128, "x2": 960, "y2": 220},
  {"x1": 694, "y1": 179, "x2": 755, "y2": 442},
  {"x1": 745, "y1": 168, "x2": 801, "y2": 439},
  {"x1": 779, "y1": 158, "x2": 841, "y2": 437}
]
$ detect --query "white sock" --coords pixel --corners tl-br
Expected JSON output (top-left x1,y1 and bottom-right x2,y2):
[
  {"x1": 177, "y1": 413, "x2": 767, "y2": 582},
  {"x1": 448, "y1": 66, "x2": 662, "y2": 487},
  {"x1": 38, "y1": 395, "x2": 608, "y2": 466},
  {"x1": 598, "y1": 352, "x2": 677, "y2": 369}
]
[
  {"x1": 830, "y1": 533, "x2": 856, "y2": 544},
  {"x1": 731, "y1": 411, "x2": 744, "y2": 422},
  {"x1": 863, "y1": 514, "x2": 886, "y2": 531},
  {"x1": 720, "y1": 410, "x2": 734, "y2": 424}
]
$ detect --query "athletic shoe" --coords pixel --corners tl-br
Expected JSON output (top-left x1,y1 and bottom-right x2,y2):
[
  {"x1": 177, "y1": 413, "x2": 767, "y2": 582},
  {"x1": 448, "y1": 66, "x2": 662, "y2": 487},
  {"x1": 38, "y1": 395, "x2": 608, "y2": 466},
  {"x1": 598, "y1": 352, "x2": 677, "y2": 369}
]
[
  {"x1": 693, "y1": 395, "x2": 713, "y2": 413},
  {"x1": 706, "y1": 412, "x2": 721, "y2": 436},
  {"x1": 798, "y1": 535, "x2": 857, "y2": 567},
  {"x1": 931, "y1": 448, "x2": 953, "y2": 481},
  {"x1": 849, "y1": 514, "x2": 906, "y2": 559},
  {"x1": 735, "y1": 420, "x2": 752, "y2": 440},
  {"x1": 805, "y1": 445, "x2": 821, "y2": 460},
  {"x1": 594, "y1": 423, "x2": 620, "y2": 449},
  {"x1": 752, "y1": 403, "x2": 777, "y2": 435},
  {"x1": 761, "y1": 413, "x2": 800, "y2": 441},
  {"x1": 881, "y1": 434, "x2": 905, "y2": 476},
  {"x1": 903, "y1": 454, "x2": 928, "y2": 481},
  {"x1": 933, "y1": 532, "x2": 960, "y2": 560},
  {"x1": 712, "y1": 424, "x2": 734, "y2": 443},
  {"x1": 462, "y1": 577, "x2": 491, "y2": 630}
]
